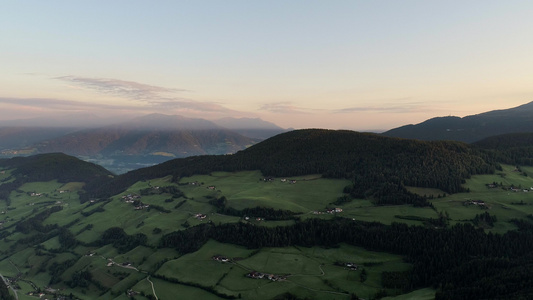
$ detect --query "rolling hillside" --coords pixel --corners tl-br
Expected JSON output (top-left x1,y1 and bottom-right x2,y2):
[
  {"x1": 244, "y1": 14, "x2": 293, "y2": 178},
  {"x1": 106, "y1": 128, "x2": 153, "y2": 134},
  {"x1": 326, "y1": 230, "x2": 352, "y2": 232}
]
[
  {"x1": 0, "y1": 131, "x2": 533, "y2": 299},
  {"x1": 90, "y1": 129, "x2": 498, "y2": 205}
]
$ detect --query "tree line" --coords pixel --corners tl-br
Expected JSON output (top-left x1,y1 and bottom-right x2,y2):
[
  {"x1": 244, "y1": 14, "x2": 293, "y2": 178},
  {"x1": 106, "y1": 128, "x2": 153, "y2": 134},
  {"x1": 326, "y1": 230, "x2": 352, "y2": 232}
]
[{"x1": 159, "y1": 218, "x2": 533, "y2": 299}]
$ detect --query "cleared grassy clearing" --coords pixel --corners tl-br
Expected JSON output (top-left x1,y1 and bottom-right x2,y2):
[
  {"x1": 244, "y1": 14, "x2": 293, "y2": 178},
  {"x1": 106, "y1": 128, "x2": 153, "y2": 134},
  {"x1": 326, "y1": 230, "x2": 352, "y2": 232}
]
[
  {"x1": 113, "y1": 245, "x2": 154, "y2": 268},
  {"x1": 138, "y1": 248, "x2": 180, "y2": 273},
  {"x1": 180, "y1": 171, "x2": 350, "y2": 212},
  {"x1": 41, "y1": 236, "x2": 61, "y2": 249},
  {"x1": 383, "y1": 287, "x2": 436, "y2": 300},
  {"x1": 341, "y1": 204, "x2": 439, "y2": 225},
  {"x1": 0, "y1": 168, "x2": 13, "y2": 185},
  {"x1": 431, "y1": 164, "x2": 533, "y2": 233},
  {"x1": 132, "y1": 276, "x2": 224, "y2": 300},
  {"x1": 156, "y1": 240, "x2": 410, "y2": 300},
  {"x1": 13, "y1": 281, "x2": 35, "y2": 300},
  {"x1": 157, "y1": 240, "x2": 255, "y2": 287}
]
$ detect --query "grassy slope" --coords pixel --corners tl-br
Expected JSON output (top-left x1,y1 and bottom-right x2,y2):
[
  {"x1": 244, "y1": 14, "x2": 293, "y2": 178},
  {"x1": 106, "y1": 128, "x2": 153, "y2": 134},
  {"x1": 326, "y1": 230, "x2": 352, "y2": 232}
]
[
  {"x1": 3, "y1": 165, "x2": 533, "y2": 299},
  {"x1": 156, "y1": 240, "x2": 410, "y2": 300},
  {"x1": 432, "y1": 164, "x2": 533, "y2": 233},
  {"x1": 180, "y1": 171, "x2": 350, "y2": 212}
]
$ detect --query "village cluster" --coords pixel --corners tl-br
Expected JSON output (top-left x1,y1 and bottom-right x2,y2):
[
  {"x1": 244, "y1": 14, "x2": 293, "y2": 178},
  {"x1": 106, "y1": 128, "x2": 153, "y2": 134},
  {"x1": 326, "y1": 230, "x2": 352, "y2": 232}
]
[
  {"x1": 486, "y1": 183, "x2": 533, "y2": 193},
  {"x1": 244, "y1": 216, "x2": 265, "y2": 222},
  {"x1": 212, "y1": 255, "x2": 231, "y2": 263},
  {"x1": 343, "y1": 262, "x2": 358, "y2": 271},
  {"x1": 262, "y1": 177, "x2": 297, "y2": 184},
  {"x1": 212, "y1": 255, "x2": 287, "y2": 281},
  {"x1": 312, "y1": 207, "x2": 343, "y2": 215},
  {"x1": 194, "y1": 213, "x2": 207, "y2": 220},
  {"x1": 122, "y1": 194, "x2": 150, "y2": 210},
  {"x1": 245, "y1": 271, "x2": 287, "y2": 281},
  {"x1": 464, "y1": 200, "x2": 487, "y2": 207},
  {"x1": 28, "y1": 189, "x2": 69, "y2": 197}
]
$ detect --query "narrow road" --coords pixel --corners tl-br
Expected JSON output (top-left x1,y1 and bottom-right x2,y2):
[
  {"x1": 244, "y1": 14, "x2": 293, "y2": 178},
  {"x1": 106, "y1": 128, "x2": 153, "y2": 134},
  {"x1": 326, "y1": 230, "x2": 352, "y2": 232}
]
[
  {"x1": 146, "y1": 276, "x2": 158, "y2": 300},
  {"x1": 0, "y1": 273, "x2": 18, "y2": 300}
]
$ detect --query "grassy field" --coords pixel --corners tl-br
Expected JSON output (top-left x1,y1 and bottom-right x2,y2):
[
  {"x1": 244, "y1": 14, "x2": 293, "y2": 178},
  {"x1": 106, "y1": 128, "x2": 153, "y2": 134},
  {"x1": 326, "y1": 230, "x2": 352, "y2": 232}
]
[
  {"x1": 131, "y1": 276, "x2": 223, "y2": 300},
  {"x1": 155, "y1": 240, "x2": 411, "y2": 300},
  {"x1": 432, "y1": 164, "x2": 533, "y2": 233},
  {"x1": 179, "y1": 171, "x2": 351, "y2": 212},
  {"x1": 3, "y1": 166, "x2": 533, "y2": 299},
  {"x1": 0, "y1": 168, "x2": 13, "y2": 185},
  {"x1": 383, "y1": 288, "x2": 436, "y2": 300}
]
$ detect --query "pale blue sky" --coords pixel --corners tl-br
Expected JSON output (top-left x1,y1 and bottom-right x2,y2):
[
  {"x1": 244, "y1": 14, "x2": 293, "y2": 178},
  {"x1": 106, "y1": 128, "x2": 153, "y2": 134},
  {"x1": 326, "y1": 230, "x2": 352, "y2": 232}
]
[{"x1": 1, "y1": 1, "x2": 532, "y2": 130}]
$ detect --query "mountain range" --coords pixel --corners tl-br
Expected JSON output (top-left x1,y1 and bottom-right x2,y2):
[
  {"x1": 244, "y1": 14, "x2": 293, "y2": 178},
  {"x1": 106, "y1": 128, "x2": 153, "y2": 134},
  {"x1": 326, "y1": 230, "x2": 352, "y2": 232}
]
[
  {"x1": 2, "y1": 101, "x2": 533, "y2": 174},
  {"x1": 0, "y1": 114, "x2": 287, "y2": 173},
  {"x1": 34, "y1": 114, "x2": 255, "y2": 157},
  {"x1": 383, "y1": 101, "x2": 533, "y2": 142}
]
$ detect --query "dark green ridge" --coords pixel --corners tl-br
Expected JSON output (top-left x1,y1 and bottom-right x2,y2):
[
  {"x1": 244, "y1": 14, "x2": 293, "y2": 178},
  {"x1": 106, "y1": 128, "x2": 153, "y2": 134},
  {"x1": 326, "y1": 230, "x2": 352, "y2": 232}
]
[
  {"x1": 383, "y1": 101, "x2": 533, "y2": 143},
  {"x1": 88, "y1": 129, "x2": 498, "y2": 199}
]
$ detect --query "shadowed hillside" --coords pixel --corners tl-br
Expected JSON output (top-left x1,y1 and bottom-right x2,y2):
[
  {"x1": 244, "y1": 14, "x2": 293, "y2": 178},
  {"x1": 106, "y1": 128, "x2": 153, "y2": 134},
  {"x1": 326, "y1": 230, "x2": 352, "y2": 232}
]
[
  {"x1": 35, "y1": 114, "x2": 255, "y2": 157},
  {"x1": 473, "y1": 132, "x2": 533, "y2": 166},
  {"x1": 383, "y1": 101, "x2": 533, "y2": 143},
  {"x1": 0, "y1": 153, "x2": 113, "y2": 204},
  {"x1": 90, "y1": 129, "x2": 498, "y2": 204}
]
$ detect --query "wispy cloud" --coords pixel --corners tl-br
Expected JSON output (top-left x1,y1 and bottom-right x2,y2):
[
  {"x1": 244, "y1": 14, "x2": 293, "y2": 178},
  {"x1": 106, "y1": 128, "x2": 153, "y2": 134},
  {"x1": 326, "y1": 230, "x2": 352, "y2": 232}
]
[
  {"x1": 259, "y1": 100, "x2": 430, "y2": 115},
  {"x1": 334, "y1": 101, "x2": 430, "y2": 114},
  {"x1": 150, "y1": 98, "x2": 241, "y2": 114},
  {"x1": 259, "y1": 102, "x2": 312, "y2": 114},
  {"x1": 53, "y1": 76, "x2": 239, "y2": 114},
  {"x1": 56, "y1": 76, "x2": 186, "y2": 101},
  {"x1": 0, "y1": 97, "x2": 103, "y2": 109},
  {"x1": 0, "y1": 96, "x2": 239, "y2": 115}
]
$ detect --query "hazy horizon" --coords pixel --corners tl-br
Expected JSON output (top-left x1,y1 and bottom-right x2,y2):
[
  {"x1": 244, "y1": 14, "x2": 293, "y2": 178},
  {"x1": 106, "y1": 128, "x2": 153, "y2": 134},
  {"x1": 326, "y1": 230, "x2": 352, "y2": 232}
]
[{"x1": 2, "y1": 1, "x2": 532, "y2": 131}]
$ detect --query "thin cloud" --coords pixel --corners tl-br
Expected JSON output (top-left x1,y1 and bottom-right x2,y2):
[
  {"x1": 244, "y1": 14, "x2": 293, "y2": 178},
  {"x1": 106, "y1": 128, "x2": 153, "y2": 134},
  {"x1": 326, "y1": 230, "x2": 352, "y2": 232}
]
[
  {"x1": 0, "y1": 96, "x2": 241, "y2": 117},
  {"x1": 259, "y1": 102, "x2": 311, "y2": 114},
  {"x1": 53, "y1": 76, "x2": 239, "y2": 114},
  {"x1": 0, "y1": 97, "x2": 136, "y2": 111},
  {"x1": 335, "y1": 101, "x2": 430, "y2": 114},
  {"x1": 56, "y1": 76, "x2": 187, "y2": 101},
  {"x1": 151, "y1": 98, "x2": 241, "y2": 114}
]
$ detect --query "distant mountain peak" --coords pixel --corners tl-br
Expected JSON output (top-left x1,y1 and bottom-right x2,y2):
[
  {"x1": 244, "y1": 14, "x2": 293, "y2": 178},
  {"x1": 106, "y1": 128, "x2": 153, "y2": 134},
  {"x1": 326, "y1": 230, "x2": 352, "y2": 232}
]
[
  {"x1": 212, "y1": 117, "x2": 287, "y2": 139},
  {"x1": 213, "y1": 117, "x2": 284, "y2": 130},
  {"x1": 121, "y1": 113, "x2": 221, "y2": 130},
  {"x1": 513, "y1": 100, "x2": 533, "y2": 110}
]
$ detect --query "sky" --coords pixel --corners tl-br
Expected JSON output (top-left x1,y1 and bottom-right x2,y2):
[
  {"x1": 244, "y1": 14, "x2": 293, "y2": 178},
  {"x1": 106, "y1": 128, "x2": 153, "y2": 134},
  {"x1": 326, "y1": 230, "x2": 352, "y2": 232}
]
[{"x1": 1, "y1": 1, "x2": 533, "y2": 131}]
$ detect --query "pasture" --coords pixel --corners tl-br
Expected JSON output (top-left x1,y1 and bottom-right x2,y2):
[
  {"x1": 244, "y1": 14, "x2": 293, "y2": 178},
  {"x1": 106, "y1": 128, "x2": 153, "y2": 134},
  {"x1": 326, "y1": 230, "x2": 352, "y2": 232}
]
[
  {"x1": 2, "y1": 165, "x2": 533, "y2": 300},
  {"x1": 155, "y1": 240, "x2": 411, "y2": 300},
  {"x1": 179, "y1": 171, "x2": 351, "y2": 212},
  {"x1": 432, "y1": 164, "x2": 533, "y2": 233}
]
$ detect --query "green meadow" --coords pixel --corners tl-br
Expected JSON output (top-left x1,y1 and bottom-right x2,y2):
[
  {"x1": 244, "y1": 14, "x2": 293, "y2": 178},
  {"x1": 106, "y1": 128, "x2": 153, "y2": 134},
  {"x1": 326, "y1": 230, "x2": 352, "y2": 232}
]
[
  {"x1": 2, "y1": 165, "x2": 533, "y2": 299},
  {"x1": 155, "y1": 240, "x2": 410, "y2": 300},
  {"x1": 432, "y1": 164, "x2": 533, "y2": 233},
  {"x1": 179, "y1": 171, "x2": 351, "y2": 212}
]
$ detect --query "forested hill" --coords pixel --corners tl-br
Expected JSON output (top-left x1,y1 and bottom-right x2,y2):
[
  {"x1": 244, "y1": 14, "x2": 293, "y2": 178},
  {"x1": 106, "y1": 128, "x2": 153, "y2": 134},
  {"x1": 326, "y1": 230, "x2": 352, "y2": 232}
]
[
  {"x1": 0, "y1": 153, "x2": 112, "y2": 183},
  {"x1": 474, "y1": 132, "x2": 533, "y2": 149},
  {"x1": 90, "y1": 129, "x2": 498, "y2": 200},
  {"x1": 383, "y1": 101, "x2": 533, "y2": 143},
  {"x1": 0, "y1": 153, "x2": 113, "y2": 205}
]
